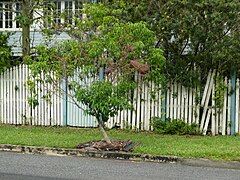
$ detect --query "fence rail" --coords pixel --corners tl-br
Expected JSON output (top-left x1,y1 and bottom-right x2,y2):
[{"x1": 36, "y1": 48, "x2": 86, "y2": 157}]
[{"x1": 0, "y1": 65, "x2": 239, "y2": 135}]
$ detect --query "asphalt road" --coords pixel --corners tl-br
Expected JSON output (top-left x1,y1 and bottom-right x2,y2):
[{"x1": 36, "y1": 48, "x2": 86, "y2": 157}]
[{"x1": 0, "y1": 152, "x2": 239, "y2": 180}]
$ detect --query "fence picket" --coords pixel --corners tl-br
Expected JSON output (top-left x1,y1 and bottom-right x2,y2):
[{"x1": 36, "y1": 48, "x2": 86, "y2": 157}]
[
  {"x1": 136, "y1": 76, "x2": 141, "y2": 130},
  {"x1": 181, "y1": 86, "x2": 185, "y2": 120},
  {"x1": 184, "y1": 87, "x2": 188, "y2": 123},
  {"x1": 145, "y1": 83, "x2": 151, "y2": 130},
  {"x1": 201, "y1": 70, "x2": 212, "y2": 106},
  {"x1": 203, "y1": 108, "x2": 212, "y2": 135},
  {"x1": 236, "y1": 79, "x2": 239, "y2": 134},
  {"x1": 25, "y1": 65, "x2": 31, "y2": 124},
  {"x1": 166, "y1": 85, "x2": 170, "y2": 119},
  {"x1": 154, "y1": 85, "x2": 159, "y2": 119},
  {"x1": 0, "y1": 71, "x2": 3, "y2": 123},
  {"x1": 157, "y1": 86, "x2": 162, "y2": 119},
  {"x1": 188, "y1": 88, "x2": 193, "y2": 124},
  {"x1": 4, "y1": 69, "x2": 8, "y2": 124},
  {"x1": 177, "y1": 84, "x2": 181, "y2": 119},
  {"x1": 173, "y1": 83, "x2": 177, "y2": 119},
  {"x1": 140, "y1": 81, "x2": 145, "y2": 130},
  {"x1": 192, "y1": 88, "x2": 196, "y2": 123},
  {"x1": 222, "y1": 77, "x2": 228, "y2": 135},
  {"x1": 149, "y1": 82, "x2": 154, "y2": 130},
  {"x1": 212, "y1": 78, "x2": 216, "y2": 135},
  {"x1": 196, "y1": 86, "x2": 200, "y2": 124},
  {"x1": 170, "y1": 83, "x2": 173, "y2": 120},
  {"x1": 227, "y1": 79, "x2": 231, "y2": 135},
  {"x1": 200, "y1": 70, "x2": 215, "y2": 132}
]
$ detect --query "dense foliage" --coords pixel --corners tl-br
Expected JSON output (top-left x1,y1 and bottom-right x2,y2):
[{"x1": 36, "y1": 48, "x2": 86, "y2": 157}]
[
  {"x1": 102, "y1": 0, "x2": 240, "y2": 86},
  {"x1": 0, "y1": 33, "x2": 12, "y2": 73},
  {"x1": 152, "y1": 117, "x2": 200, "y2": 135}
]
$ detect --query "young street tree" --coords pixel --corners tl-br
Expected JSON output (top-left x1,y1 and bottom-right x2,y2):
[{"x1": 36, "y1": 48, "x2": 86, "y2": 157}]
[{"x1": 27, "y1": 3, "x2": 165, "y2": 143}]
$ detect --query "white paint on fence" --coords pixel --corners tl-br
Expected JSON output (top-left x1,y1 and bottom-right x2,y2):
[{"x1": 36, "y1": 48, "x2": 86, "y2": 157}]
[
  {"x1": 0, "y1": 65, "x2": 240, "y2": 135},
  {"x1": 201, "y1": 70, "x2": 212, "y2": 107},
  {"x1": 222, "y1": 77, "x2": 228, "y2": 135},
  {"x1": 200, "y1": 70, "x2": 215, "y2": 132},
  {"x1": 203, "y1": 108, "x2": 212, "y2": 135},
  {"x1": 236, "y1": 79, "x2": 239, "y2": 134},
  {"x1": 227, "y1": 79, "x2": 231, "y2": 135},
  {"x1": 0, "y1": 65, "x2": 62, "y2": 126},
  {"x1": 177, "y1": 84, "x2": 181, "y2": 119},
  {"x1": 188, "y1": 88, "x2": 193, "y2": 124},
  {"x1": 212, "y1": 78, "x2": 216, "y2": 135}
]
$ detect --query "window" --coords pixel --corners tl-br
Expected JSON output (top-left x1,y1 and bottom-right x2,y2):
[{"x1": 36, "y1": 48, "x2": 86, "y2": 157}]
[
  {"x1": 45, "y1": 0, "x2": 84, "y2": 27},
  {"x1": 5, "y1": 3, "x2": 13, "y2": 28},
  {"x1": 53, "y1": 1, "x2": 62, "y2": 24},
  {"x1": 65, "y1": 1, "x2": 73, "y2": 24},
  {"x1": 0, "y1": 0, "x2": 93, "y2": 30},
  {"x1": 0, "y1": 2, "x2": 21, "y2": 30}
]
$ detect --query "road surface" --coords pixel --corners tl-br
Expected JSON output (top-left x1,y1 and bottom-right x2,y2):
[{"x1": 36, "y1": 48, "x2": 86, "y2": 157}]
[{"x1": 0, "y1": 152, "x2": 239, "y2": 180}]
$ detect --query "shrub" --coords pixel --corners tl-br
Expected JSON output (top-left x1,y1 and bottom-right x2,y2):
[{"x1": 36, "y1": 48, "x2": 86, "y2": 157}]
[{"x1": 151, "y1": 117, "x2": 200, "y2": 135}]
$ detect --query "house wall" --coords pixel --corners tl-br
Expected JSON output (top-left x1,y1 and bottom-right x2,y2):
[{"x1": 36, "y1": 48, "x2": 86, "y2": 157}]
[
  {"x1": 7, "y1": 31, "x2": 72, "y2": 56},
  {"x1": 0, "y1": 0, "x2": 95, "y2": 56}
]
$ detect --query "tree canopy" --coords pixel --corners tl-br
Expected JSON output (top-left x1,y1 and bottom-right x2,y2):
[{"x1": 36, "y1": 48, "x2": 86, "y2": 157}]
[
  {"x1": 0, "y1": 33, "x2": 12, "y2": 73},
  {"x1": 102, "y1": 0, "x2": 240, "y2": 85}
]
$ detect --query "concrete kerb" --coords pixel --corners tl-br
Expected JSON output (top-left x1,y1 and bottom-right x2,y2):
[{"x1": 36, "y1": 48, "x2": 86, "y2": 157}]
[
  {"x1": 0, "y1": 144, "x2": 179, "y2": 163},
  {"x1": 0, "y1": 144, "x2": 240, "y2": 170}
]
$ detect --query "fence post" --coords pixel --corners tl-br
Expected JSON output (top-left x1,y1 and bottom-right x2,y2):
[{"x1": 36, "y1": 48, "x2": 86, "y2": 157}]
[
  {"x1": 99, "y1": 67, "x2": 104, "y2": 125},
  {"x1": 230, "y1": 67, "x2": 236, "y2": 135},
  {"x1": 62, "y1": 77, "x2": 68, "y2": 126},
  {"x1": 161, "y1": 88, "x2": 167, "y2": 121}
]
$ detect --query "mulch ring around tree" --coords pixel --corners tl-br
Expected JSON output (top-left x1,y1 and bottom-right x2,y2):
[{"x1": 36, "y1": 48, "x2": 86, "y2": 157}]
[{"x1": 76, "y1": 140, "x2": 135, "y2": 152}]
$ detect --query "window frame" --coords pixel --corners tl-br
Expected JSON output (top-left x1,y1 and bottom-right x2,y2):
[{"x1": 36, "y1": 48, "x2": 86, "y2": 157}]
[
  {"x1": 0, "y1": 0, "x2": 87, "y2": 32},
  {"x1": 44, "y1": 0, "x2": 83, "y2": 28},
  {"x1": 0, "y1": 1, "x2": 21, "y2": 31}
]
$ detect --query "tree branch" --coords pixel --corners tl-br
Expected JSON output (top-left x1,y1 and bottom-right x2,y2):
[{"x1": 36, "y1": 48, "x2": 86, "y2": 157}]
[{"x1": 180, "y1": 38, "x2": 189, "y2": 55}]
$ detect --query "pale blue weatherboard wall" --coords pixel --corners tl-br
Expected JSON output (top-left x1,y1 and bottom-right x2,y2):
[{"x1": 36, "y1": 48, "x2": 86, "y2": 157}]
[{"x1": 8, "y1": 31, "x2": 72, "y2": 56}]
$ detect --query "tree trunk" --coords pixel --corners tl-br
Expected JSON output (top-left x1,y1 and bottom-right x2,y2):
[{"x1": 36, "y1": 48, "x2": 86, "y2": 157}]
[
  {"x1": 97, "y1": 117, "x2": 111, "y2": 144},
  {"x1": 22, "y1": 0, "x2": 31, "y2": 59}
]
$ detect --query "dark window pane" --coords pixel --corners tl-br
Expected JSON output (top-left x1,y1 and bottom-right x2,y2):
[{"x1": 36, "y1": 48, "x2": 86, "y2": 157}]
[
  {"x1": 0, "y1": 3, "x2": 3, "y2": 26},
  {"x1": 16, "y1": 2, "x2": 22, "y2": 28},
  {"x1": 5, "y1": 3, "x2": 13, "y2": 28},
  {"x1": 64, "y1": 1, "x2": 73, "y2": 24}
]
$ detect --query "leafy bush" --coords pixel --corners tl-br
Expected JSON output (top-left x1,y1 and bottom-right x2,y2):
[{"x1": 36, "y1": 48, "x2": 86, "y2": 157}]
[
  {"x1": 0, "y1": 33, "x2": 12, "y2": 73},
  {"x1": 151, "y1": 117, "x2": 200, "y2": 135}
]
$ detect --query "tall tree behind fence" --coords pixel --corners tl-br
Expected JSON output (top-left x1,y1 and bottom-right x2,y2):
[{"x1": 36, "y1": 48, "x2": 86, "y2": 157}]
[{"x1": 0, "y1": 65, "x2": 239, "y2": 135}]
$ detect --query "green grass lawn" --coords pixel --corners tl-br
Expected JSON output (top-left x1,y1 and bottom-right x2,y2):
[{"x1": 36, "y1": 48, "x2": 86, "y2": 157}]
[{"x1": 0, "y1": 124, "x2": 240, "y2": 161}]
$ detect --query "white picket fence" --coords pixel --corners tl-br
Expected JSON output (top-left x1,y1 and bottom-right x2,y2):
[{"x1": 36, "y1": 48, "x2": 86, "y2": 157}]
[
  {"x1": 108, "y1": 77, "x2": 200, "y2": 131},
  {"x1": 109, "y1": 70, "x2": 240, "y2": 135},
  {"x1": 0, "y1": 65, "x2": 63, "y2": 126},
  {"x1": 0, "y1": 65, "x2": 240, "y2": 135}
]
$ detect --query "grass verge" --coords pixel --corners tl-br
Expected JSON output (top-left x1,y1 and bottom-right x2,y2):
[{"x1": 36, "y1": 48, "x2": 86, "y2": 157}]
[{"x1": 0, "y1": 124, "x2": 239, "y2": 161}]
